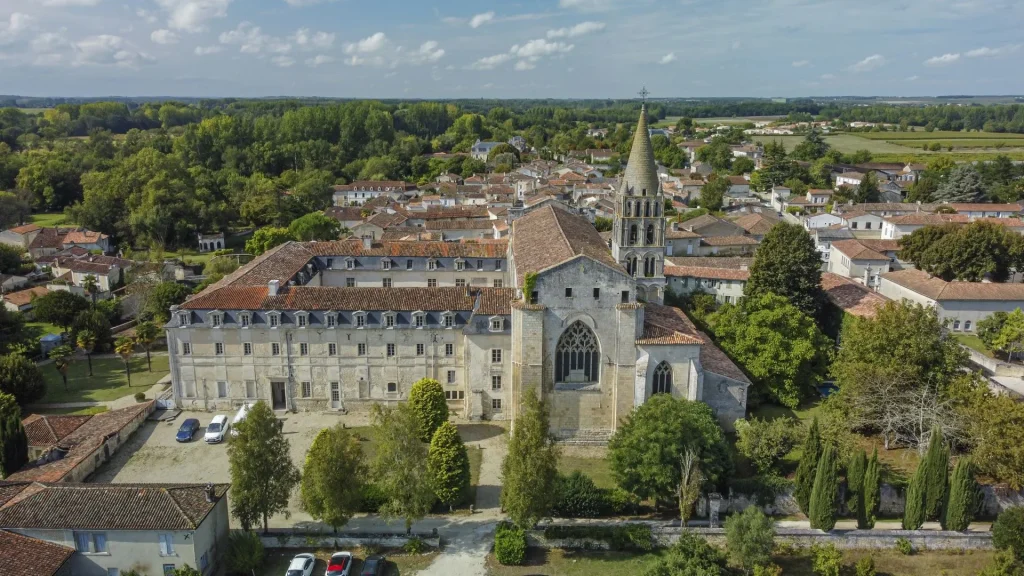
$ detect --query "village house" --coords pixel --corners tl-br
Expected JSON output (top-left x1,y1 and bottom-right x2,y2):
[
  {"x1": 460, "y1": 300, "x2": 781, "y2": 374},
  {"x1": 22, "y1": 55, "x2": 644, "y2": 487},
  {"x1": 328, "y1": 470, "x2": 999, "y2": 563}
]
[
  {"x1": 879, "y1": 268, "x2": 1024, "y2": 332},
  {"x1": 827, "y1": 239, "x2": 893, "y2": 288},
  {"x1": 2, "y1": 285, "x2": 49, "y2": 316},
  {"x1": 197, "y1": 233, "x2": 225, "y2": 253},
  {"x1": 332, "y1": 181, "x2": 417, "y2": 206},
  {"x1": 664, "y1": 257, "x2": 753, "y2": 305}
]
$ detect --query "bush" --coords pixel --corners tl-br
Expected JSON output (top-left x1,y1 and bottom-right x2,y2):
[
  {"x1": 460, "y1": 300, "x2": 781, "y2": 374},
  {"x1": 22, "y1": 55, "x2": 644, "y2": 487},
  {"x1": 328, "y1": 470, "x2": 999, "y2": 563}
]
[
  {"x1": 994, "y1": 508, "x2": 1024, "y2": 561},
  {"x1": 403, "y1": 537, "x2": 427, "y2": 554},
  {"x1": 641, "y1": 531, "x2": 727, "y2": 576},
  {"x1": 552, "y1": 472, "x2": 604, "y2": 518},
  {"x1": 811, "y1": 542, "x2": 842, "y2": 576},
  {"x1": 855, "y1": 556, "x2": 876, "y2": 576},
  {"x1": 602, "y1": 487, "x2": 641, "y2": 516},
  {"x1": 134, "y1": 392, "x2": 147, "y2": 402},
  {"x1": 735, "y1": 417, "x2": 804, "y2": 475},
  {"x1": 542, "y1": 524, "x2": 653, "y2": 552},
  {"x1": 494, "y1": 522, "x2": 527, "y2": 566},
  {"x1": 895, "y1": 537, "x2": 914, "y2": 555},
  {"x1": 978, "y1": 550, "x2": 1024, "y2": 576},
  {"x1": 224, "y1": 531, "x2": 264, "y2": 576},
  {"x1": 358, "y1": 483, "x2": 387, "y2": 513},
  {"x1": 725, "y1": 506, "x2": 775, "y2": 571},
  {"x1": 754, "y1": 565, "x2": 783, "y2": 576}
]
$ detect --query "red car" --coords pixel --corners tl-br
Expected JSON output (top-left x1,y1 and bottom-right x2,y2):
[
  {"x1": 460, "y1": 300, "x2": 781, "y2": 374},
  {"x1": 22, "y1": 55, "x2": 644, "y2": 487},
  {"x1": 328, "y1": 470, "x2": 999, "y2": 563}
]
[{"x1": 326, "y1": 551, "x2": 352, "y2": 576}]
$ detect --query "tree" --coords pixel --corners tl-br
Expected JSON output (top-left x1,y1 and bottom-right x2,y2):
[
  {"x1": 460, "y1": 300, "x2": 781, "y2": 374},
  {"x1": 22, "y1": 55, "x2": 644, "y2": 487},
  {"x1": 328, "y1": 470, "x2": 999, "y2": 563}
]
[
  {"x1": 907, "y1": 177, "x2": 938, "y2": 203},
  {"x1": 978, "y1": 311, "x2": 1010, "y2": 352},
  {"x1": 228, "y1": 401, "x2": 300, "y2": 532},
  {"x1": 846, "y1": 449, "x2": 867, "y2": 515},
  {"x1": 370, "y1": 403, "x2": 435, "y2": 532},
  {"x1": 862, "y1": 448, "x2": 881, "y2": 529},
  {"x1": 300, "y1": 425, "x2": 366, "y2": 531},
  {"x1": 609, "y1": 394, "x2": 731, "y2": 506},
  {"x1": 699, "y1": 176, "x2": 728, "y2": 212},
  {"x1": 134, "y1": 321, "x2": 159, "y2": 372},
  {"x1": 725, "y1": 506, "x2": 776, "y2": 571},
  {"x1": 501, "y1": 388, "x2": 560, "y2": 529},
  {"x1": 407, "y1": 378, "x2": 448, "y2": 443},
  {"x1": 967, "y1": 393, "x2": 1024, "y2": 489},
  {"x1": 48, "y1": 344, "x2": 74, "y2": 391},
  {"x1": 114, "y1": 336, "x2": 135, "y2": 387},
  {"x1": 0, "y1": 354, "x2": 45, "y2": 405},
  {"x1": 146, "y1": 282, "x2": 192, "y2": 323},
  {"x1": 428, "y1": 421, "x2": 471, "y2": 510},
  {"x1": 921, "y1": 426, "x2": 950, "y2": 521},
  {"x1": 695, "y1": 139, "x2": 734, "y2": 172},
  {"x1": 75, "y1": 330, "x2": 97, "y2": 377},
  {"x1": 0, "y1": 309, "x2": 29, "y2": 357},
  {"x1": 593, "y1": 216, "x2": 613, "y2": 232},
  {"x1": 903, "y1": 460, "x2": 927, "y2": 530},
  {"x1": 287, "y1": 212, "x2": 342, "y2": 242},
  {"x1": 71, "y1": 309, "x2": 112, "y2": 354},
  {"x1": 0, "y1": 244, "x2": 24, "y2": 275},
  {"x1": 735, "y1": 417, "x2": 804, "y2": 476},
  {"x1": 791, "y1": 129, "x2": 830, "y2": 161},
  {"x1": 934, "y1": 164, "x2": 986, "y2": 203},
  {"x1": 808, "y1": 446, "x2": 839, "y2": 531},
  {"x1": 245, "y1": 226, "x2": 294, "y2": 255},
  {"x1": 82, "y1": 274, "x2": 99, "y2": 306},
  {"x1": 994, "y1": 309, "x2": 1024, "y2": 362},
  {"x1": 943, "y1": 457, "x2": 978, "y2": 531},
  {"x1": 993, "y1": 507, "x2": 1024, "y2": 561},
  {"x1": 899, "y1": 221, "x2": 1023, "y2": 282},
  {"x1": 32, "y1": 291, "x2": 89, "y2": 333},
  {"x1": 708, "y1": 294, "x2": 830, "y2": 408},
  {"x1": 731, "y1": 157, "x2": 756, "y2": 175},
  {"x1": 744, "y1": 222, "x2": 823, "y2": 316},
  {"x1": 224, "y1": 531, "x2": 265, "y2": 576},
  {"x1": 855, "y1": 172, "x2": 880, "y2": 203},
  {"x1": 0, "y1": 392, "x2": 28, "y2": 478},
  {"x1": 794, "y1": 417, "x2": 822, "y2": 516}
]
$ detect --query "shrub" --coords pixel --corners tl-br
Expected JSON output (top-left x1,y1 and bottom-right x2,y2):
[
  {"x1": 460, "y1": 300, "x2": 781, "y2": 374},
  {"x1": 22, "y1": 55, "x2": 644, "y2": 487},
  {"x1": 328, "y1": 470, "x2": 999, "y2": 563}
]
[
  {"x1": 811, "y1": 543, "x2": 842, "y2": 576},
  {"x1": 725, "y1": 506, "x2": 775, "y2": 571},
  {"x1": 978, "y1": 550, "x2": 1024, "y2": 576},
  {"x1": 224, "y1": 531, "x2": 264, "y2": 576},
  {"x1": 552, "y1": 472, "x2": 604, "y2": 518},
  {"x1": 602, "y1": 487, "x2": 640, "y2": 516},
  {"x1": 895, "y1": 537, "x2": 914, "y2": 555},
  {"x1": 994, "y1": 508, "x2": 1024, "y2": 561},
  {"x1": 407, "y1": 378, "x2": 448, "y2": 442},
  {"x1": 427, "y1": 421, "x2": 470, "y2": 509},
  {"x1": 855, "y1": 556, "x2": 876, "y2": 576},
  {"x1": 358, "y1": 483, "x2": 387, "y2": 513},
  {"x1": 735, "y1": 417, "x2": 804, "y2": 476},
  {"x1": 403, "y1": 537, "x2": 427, "y2": 554},
  {"x1": 641, "y1": 531, "x2": 727, "y2": 576},
  {"x1": 361, "y1": 540, "x2": 383, "y2": 557},
  {"x1": 754, "y1": 565, "x2": 783, "y2": 576},
  {"x1": 134, "y1": 392, "x2": 147, "y2": 402},
  {"x1": 494, "y1": 522, "x2": 527, "y2": 566},
  {"x1": 542, "y1": 524, "x2": 652, "y2": 552}
]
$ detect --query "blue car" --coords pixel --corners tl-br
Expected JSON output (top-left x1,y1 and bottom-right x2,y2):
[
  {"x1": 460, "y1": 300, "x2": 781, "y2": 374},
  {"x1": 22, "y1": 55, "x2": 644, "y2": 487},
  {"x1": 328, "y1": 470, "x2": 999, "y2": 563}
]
[{"x1": 176, "y1": 418, "x2": 200, "y2": 442}]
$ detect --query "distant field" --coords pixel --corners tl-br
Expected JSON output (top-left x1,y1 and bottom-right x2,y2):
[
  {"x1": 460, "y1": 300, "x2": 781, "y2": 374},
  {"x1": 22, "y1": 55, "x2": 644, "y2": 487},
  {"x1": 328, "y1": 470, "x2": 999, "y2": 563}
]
[
  {"x1": 18, "y1": 108, "x2": 51, "y2": 114},
  {"x1": 890, "y1": 139, "x2": 1024, "y2": 150},
  {"x1": 858, "y1": 131, "x2": 1024, "y2": 140},
  {"x1": 750, "y1": 134, "x2": 919, "y2": 155},
  {"x1": 30, "y1": 212, "x2": 69, "y2": 227}
]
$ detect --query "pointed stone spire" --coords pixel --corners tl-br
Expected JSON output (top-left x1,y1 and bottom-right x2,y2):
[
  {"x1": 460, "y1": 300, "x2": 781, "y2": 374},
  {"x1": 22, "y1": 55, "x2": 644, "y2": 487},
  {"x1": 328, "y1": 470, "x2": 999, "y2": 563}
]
[{"x1": 619, "y1": 104, "x2": 660, "y2": 197}]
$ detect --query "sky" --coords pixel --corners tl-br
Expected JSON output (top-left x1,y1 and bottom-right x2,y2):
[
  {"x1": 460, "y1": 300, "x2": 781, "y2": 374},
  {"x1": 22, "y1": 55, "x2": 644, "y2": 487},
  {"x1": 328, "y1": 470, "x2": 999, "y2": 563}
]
[{"x1": 0, "y1": 0, "x2": 1022, "y2": 99}]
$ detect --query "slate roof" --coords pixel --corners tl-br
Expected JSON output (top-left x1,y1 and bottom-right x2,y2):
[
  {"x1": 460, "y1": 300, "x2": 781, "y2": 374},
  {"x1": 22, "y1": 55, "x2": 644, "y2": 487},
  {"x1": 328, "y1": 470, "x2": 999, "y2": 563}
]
[
  {"x1": 821, "y1": 272, "x2": 890, "y2": 319},
  {"x1": 0, "y1": 530, "x2": 74, "y2": 576},
  {"x1": 618, "y1": 105, "x2": 661, "y2": 197},
  {"x1": 307, "y1": 239, "x2": 507, "y2": 258},
  {"x1": 510, "y1": 205, "x2": 622, "y2": 281},
  {"x1": 0, "y1": 482, "x2": 228, "y2": 531},
  {"x1": 881, "y1": 269, "x2": 1024, "y2": 301}
]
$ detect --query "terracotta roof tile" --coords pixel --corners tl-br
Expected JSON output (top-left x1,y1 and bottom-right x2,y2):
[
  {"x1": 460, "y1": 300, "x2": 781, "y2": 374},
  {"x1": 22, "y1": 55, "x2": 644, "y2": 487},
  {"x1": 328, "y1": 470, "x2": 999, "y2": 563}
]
[
  {"x1": 7, "y1": 224, "x2": 40, "y2": 235},
  {"x1": 425, "y1": 219, "x2": 495, "y2": 231},
  {"x1": 511, "y1": 205, "x2": 622, "y2": 281},
  {"x1": 732, "y1": 213, "x2": 779, "y2": 236},
  {"x1": 307, "y1": 239, "x2": 507, "y2": 259},
  {"x1": 664, "y1": 265, "x2": 750, "y2": 281},
  {"x1": 821, "y1": 272, "x2": 890, "y2": 318},
  {"x1": 0, "y1": 530, "x2": 74, "y2": 576},
  {"x1": 881, "y1": 268, "x2": 1024, "y2": 301},
  {"x1": 2, "y1": 286, "x2": 49, "y2": 307},
  {"x1": 21, "y1": 414, "x2": 91, "y2": 448},
  {"x1": 700, "y1": 235, "x2": 758, "y2": 247},
  {"x1": 477, "y1": 288, "x2": 516, "y2": 315},
  {"x1": 830, "y1": 240, "x2": 890, "y2": 261},
  {"x1": 884, "y1": 213, "x2": 970, "y2": 226},
  {"x1": 637, "y1": 304, "x2": 703, "y2": 345},
  {"x1": 183, "y1": 286, "x2": 512, "y2": 313}
]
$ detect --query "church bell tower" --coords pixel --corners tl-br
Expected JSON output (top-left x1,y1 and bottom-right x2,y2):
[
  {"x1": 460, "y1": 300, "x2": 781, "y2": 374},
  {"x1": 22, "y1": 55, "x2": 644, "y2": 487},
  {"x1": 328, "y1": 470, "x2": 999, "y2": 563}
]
[{"x1": 611, "y1": 99, "x2": 667, "y2": 304}]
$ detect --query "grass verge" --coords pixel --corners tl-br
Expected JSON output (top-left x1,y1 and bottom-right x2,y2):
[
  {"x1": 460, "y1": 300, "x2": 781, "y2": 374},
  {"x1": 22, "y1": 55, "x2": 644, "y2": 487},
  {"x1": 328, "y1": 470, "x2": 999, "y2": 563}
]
[{"x1": 39, "y1": 355, "x2": 170, "y2": 404}]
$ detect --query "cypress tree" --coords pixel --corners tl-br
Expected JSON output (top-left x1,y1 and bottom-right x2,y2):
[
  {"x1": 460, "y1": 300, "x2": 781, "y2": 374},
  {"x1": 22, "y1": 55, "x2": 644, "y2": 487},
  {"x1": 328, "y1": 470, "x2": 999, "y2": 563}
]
[
  {"x1": 0, "y1": 393, "x2": 28, "y2": 479},
  {"x1": 942, "y1": 458, "x2": 978, "y2": 531},
  {"x1": 861, "y1": 448, "x2": 881, "y2": 529},
  {"x1": 903, "y1": 462, "x2": 927, "y2": 530},
  {"x1": 846, "y1": 449, "x2": 867, "y2": 513},
  {"x1": 809, "y1": 446, "x2": 839, "y2": 531},
  {"x1": 794, "y1": 416, "x2": 822, "y2": 516},
  {"x1": 922, "y1": 427, "x2": 949, "y2": 521}
]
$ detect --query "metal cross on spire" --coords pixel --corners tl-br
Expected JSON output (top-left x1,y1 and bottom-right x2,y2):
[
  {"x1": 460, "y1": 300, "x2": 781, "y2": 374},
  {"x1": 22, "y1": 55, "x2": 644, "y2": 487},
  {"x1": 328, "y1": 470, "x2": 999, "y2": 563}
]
[{"x1": 638, "y1": 86, "x2": 650, "y2": 103}]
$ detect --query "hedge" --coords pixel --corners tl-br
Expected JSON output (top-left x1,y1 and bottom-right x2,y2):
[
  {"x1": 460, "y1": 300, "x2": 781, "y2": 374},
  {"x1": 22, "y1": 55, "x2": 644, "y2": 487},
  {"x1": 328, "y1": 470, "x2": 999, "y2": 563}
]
[
  {"x1": 542, "y1": 524, "x2": 653, "y2": 552},
  {"x1": 494, "y1": 522, "x2": 527, "y2": 566}
]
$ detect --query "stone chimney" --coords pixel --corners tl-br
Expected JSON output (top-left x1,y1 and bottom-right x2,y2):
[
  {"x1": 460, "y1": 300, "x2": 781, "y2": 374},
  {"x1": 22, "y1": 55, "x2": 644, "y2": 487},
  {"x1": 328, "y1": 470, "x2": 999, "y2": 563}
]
[
  {"x1": 362, "y1": 236, "x2": 373, "y2": 250},
  {"x1": 204, "y1": 483, "x2": 215, "y2": 503},
  {"x1": 268, "y1": 279, "x2": 279, "y2": 297}
]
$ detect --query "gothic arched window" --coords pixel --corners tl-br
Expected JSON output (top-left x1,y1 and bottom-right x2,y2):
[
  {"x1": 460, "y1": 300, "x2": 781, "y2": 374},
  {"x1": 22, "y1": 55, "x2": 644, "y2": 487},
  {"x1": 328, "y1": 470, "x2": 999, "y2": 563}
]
[
  {"x1": 654, "y1": 202, "x2": 661, "y2": 217},
  {"x1": 629, "y1": 256, "x2": 638, "y2": 277},
  {"x1": 644, "y1": 256, "x2": 656, "y2": 278},
  {"x1": 646, "y1": 224, "x2": 655, "y2": 244},
  {"x1": 629, "y1": 224, "x2": 638, "y2": 245},
  {"x1": 644, "y1": 201, "x2": 651, "y2": 217},
  {"x1": 624, "y1": 201, "x2": 632, "y2": 217},
  {"x1": 653, "y1": 361, "x2": 672, "y2": 395},
  {"x1": 556, "y1": 322, "x2": 600, "y2": 383}
]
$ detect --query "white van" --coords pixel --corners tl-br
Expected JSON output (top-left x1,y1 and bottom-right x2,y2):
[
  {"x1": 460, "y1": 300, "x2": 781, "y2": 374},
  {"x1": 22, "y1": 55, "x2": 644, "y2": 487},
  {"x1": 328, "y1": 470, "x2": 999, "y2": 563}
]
[
  {"x1": 204, "y1": 414, "x2": 228, "y2": 443},
  {"x1": 229, "y1": 403, "x2": 251, "y2": 437}
]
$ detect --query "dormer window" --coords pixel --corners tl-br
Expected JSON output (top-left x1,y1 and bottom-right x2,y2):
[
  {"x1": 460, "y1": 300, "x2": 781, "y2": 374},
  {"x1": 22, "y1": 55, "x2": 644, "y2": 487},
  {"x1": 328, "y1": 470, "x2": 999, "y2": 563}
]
[
  {"x1": 325, "y1": 258, "x2": 334, "y2": 269},
  {"x1": 210, "y1": 312, "x2": 222, "y2": 328},
  {"x1": 345, "y1": 258, "x2": 355, "y2": 270},
  {"x1": 427, "y1": 259, "x2": 437, "y2": 271},
  {"x1": 178, "y1": 312, "x2": 190, "y2": 326},
  {"x1": 240, "y1": 313, "x2": 250, "y2": 328},
  {"x1": 413, "y1": 312, "x2": 424, "y2": 328},
  {"x1": 296, "y1": 313, "x2": 308, "y2": 328},
  {"x1": 384, "y1": 312, "x2": 395, "y2": 328},
  {"x1": 455, "y1": 260, "x2": 465, "y2": 272},
  {"x1": 381, "y1": 259, "x2": 392, "y2": 271},
  {"x1": 443, "y1": 312, "x2": 454, "y2": 328},
  {"x1": 326, "y1": 313, "x2": 337, "y2": 328},
  {"x1": 268, "y1": 313, "x2": 280, "y2": 328},
  {"x1": 489, "y1": 317, "x2": 503, "y2": 332},
  {"x1": 355, "y1": 312, "x2": 366, "y2": 328}
]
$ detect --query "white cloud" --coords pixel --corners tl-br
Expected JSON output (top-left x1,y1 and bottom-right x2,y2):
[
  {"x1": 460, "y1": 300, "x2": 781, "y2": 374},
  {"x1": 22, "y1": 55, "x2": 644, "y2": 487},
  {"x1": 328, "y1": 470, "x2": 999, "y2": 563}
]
[
  {"x1": 469, "y1": 53, "x2": 512, "y2": 70},
  {"x1": 820, "y1": 73, "x2": 836, "y2": 80},
  {"x1": 344, "y1": 32, "x2": 388, "y2": 54},
  {"x1": 659, "y1": 52, "x2": 676, "y2": 64},
  {"x1": 137, "y1": 9, "x2": 159, "y2": 24},
  {"x1": 305, "y1": 54, "x2": 333, "y2": 67},
  {"x1": 559, "y1": 0, "x2": 616, "y2": 11},
  {"x1": 155, "y1": 0, "x2": 232, "y2": 33},
  {"x1": 469, "y1": 12, "x2": 495, "y2": 28},
  {"x1": 966, "y1": 44, "x2": 1021, "y2": 58},
  {"x1": 511, "y1": 38, "x2": 573, "y2": 59},
  {"x1": 407, "y1": 40, "x2": 445, "y2": 64},
  {"x1": 219, "y1": 22, "x2": 290, "y2": 54},
  {"x1": 514, "y1": 60, "x2": 535, "y2": 71},
  {"x1": 292, "y1": 28, "x2": 334, "y2": 50},
  {"x1": 0, "y1": 13, "x2": 33, "y2": 45},
  {"x1": 546, "y1": 21, "x2": 605, "y2": 39},
  {"x1": 74, "y1": 34, "x2": 152, "y2": 67},
  {"x1": 34, "y1": 0, "x2": 101, "y2": 6},
  {"x1": 925, "y1": 53, "x2": 960, "y2": 66},
  {"x1": 194, "y1": 45, "x2": 222, "y2": 55},
  {"x1": 906, "y1": 75, "x2": 920, "y2": 81},
  {"x1": 150, "y1": 29, "x2": 179, "y2": 44},
  {"x1": 849, "y1": 54, "x2": 885, "y2": 72},
  {"x1": 271, "y1": 55, "x2": 294, "y2": 67},
  {"x1": 792, "y1": 60, "x2": 810, "y2": 67}
]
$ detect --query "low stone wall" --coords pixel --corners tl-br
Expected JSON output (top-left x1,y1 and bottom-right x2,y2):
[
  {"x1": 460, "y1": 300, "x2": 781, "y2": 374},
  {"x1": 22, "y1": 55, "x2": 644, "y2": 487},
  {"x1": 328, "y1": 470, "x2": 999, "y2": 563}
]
[{"x1": 257, "y1": 530, "x2": 440, "y2": 550}]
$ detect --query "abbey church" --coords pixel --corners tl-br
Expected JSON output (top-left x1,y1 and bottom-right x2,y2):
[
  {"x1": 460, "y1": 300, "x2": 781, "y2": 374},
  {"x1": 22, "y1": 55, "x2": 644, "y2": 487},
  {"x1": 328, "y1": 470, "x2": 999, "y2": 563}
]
[{"x1": 166, "y1": 106, "x2": 749, "y2": 440}]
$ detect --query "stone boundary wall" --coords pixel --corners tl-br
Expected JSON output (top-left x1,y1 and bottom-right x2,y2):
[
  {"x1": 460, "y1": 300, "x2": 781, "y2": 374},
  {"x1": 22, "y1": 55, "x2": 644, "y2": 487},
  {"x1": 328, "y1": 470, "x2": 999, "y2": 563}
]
[{"x1": 256, "y1": 530, "x2": 440, "y2": 550}]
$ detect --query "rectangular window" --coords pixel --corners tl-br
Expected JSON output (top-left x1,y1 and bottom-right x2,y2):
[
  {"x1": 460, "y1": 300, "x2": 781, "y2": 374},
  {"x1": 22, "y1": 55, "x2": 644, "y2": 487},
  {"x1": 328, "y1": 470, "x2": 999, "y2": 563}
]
[
  {"x1": 327, "y1": 314, "x2": 336, "y2": 328},
  {"x1": 387, "y1": 382, "x2": 398, "y2": 393},
  {"x1": 477, "y1": 259, "x2": 484, "y2": 270},
  {"x1": 530, "y1": 291, "x2": 538, "y2": 304},
  {"x1": 328, "y1": 343, "x2": 337, "y2": 356},
  {"x1": 241, "y1": 314, "x2": 250, "y2": 327},
  {"x1": 217, "y1": 381, "x2": 227, "y2": 398},
  {"x1": 246, "y1": 380, "x2": 256, "y2": 398},
  {"x1": 407, "y1": 259, "x2": 413, "y2": 270},
  {"x1": 382, "y1": 278, "x2": 392, "y2": 288},
  {"x1": 346, "y1": 278, "x2": 355, "y2": 287},
  {"x1": 492, "y1": 375, "x2": 502, "y2": 390},
  {"x1": 356, "y1": 315, "x2": 365, "y2": 328},
  {"x1": 445, "y1": 391, "x2": 465, "y2": 400},
  {"x1": 75, "y1": 532, "x2": 90, "y2": 553},
  {"x1": 215, "y1": 342, "x2": 224, "y2": 355},
  {"x1": 427, "y1": 260, "x2": 437, "y2": 271},
  {"x1": 182, "y1": 342, "x2": 191, "y2": 355},
  {"x1": 385, "y1": 314, "x2": 394, "y2": 327},
  {"x1": 382, "y1": 259, "x2": 392, "y2": 270},
  {"x1": 387, "y1": 343, "x2": 396, "y2": 357},
  {"x1": 243, "y1": 343, "x2": 252, "y2": 356},
  {"x1": 565, "y1": 287, "x2": 573, "y2": 298},
  {"x1": 297, "y1": 315, "x2": 307, "y2": 327},
  {"x1": 416, "y1": 343, "x2": 424, "y2": 355},
  {"x1": 447, "y1": 370, "x2": 456, "y2": 384},
  {"x1": 358, "y1": 343, "x2": 366, "y2": 356},
  {"x1": 415, "y1": 314, "x2": 424, "y2": 327},
  {"x1": 593, "y1": 288, "x2": 600, "y2": 299},
  {"x1": 269, "y1": 315, "x2": 279, "y2": 328},
  {"x1": 163, "y1": 566, "x2": 176, "y2": 576},
  {"x1": 325, "y1": 258, "x2": 334, "y2": 269},
  {"x1": 621, "y1": 290, "x2": 630, "y2": 303},
  {"x1": 272, "y1": 343, "x2": 281, "y2": 356},
  {"x1": 444, "y1": 315, "x2": 453, "y2": 327},
  {"x1": 159, "y1": 533, "x2": 175, "y2": 556},
  {"x1": 445, "y1": 343, "x2": 454, "y2": 356},
  {"x1": 93, "y1": 533, "x2": 107, "y2": 553},
  {"x1": 211, "y1": 314, "x2": 221, "y2": 327},
  {"x1": 428, "y1": 278, "x2": 437, "y2": 288},
  {"x1": 302, "y1": 381, "x2": 311, "y2": 398},
  {"x1": 455, "y1": 279, "x2": 466, "y2": 288},
  {"x1": 299, "y1": 343, "x2": 308, "y2": 356},
  {"x1": 492, "y1": 399, "x2": 502, "y2": 411},
  {"x1": 346, "y1": 259, "x2": 354, "y2": 270},
  {"x1": 493, "y1": 279, "x2": 503, "y2": 288},
  {"x1": 495, "y1": 260, "x2": 502, "y2": 271},
  {"x1": 851, "y1": 221, "x2": 858, "y2": 229},
  {"x1": 456, "y1": 261, "x2": 465, "y2": 271},
  {"x1": 491, "y1": 349, "x2": 502, "y2": 363},
  {"x1": 490, "y1": 319, "x2": 502, "y2": 331},
  {"x1": 178, "y1": 312, "x2": 189, "y2": 326}
]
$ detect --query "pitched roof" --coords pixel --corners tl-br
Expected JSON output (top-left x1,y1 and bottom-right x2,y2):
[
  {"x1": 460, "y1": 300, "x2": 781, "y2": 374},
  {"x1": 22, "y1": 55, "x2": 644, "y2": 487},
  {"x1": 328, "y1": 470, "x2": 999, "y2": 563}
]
[
  {"x1": 830, "y1": 239, "x2": 890, "y2": 261},
  {"x1": 0, "y1": 482, "x2": 228, "y2": 531},
  {"x1": 700, "y1": 235, "x2": 759, "y2": 247},
  {"x1": 205, "y1": 241, "x2": 314, "y2": 290},
  {"x1": 664, "y1": 265, "x2": 750, "y2": 281},
  {"x1": 6, "y1": 224, "x2": 39, "y2": 235},
  {"x1": 307, "y1": 239, "x2": 507, "y2": 258},
  {"x1": 2, "y1": 286, "x2": 49, "y2": 308},
  {"x1": 425, "y1": 219, "x2": 495, "y2": 231},
  {"x1": 665, "y1": 257, "x2": 754, "y2": 269},
  {"x1": 618, "y1": 105, "x2": 660, "y2": 197},
  {"x1": 821, "y1": 272, "x2": 890, "y2": 318},
  {"x1": 362, "y1": 212, "x2": 408, "y2": 228},
  {"x1": 857, "y1": 239, "x2": 901, "y2": 253},
  {"x1": 883, "y1": 213, "x2": 969, "y2": 226},
  {"x1": 182, "y1": 286, "x2": 513, "y2": 314},
  {"x1": 639, "y1": 304, "x2": 751, "y2": 384},
  {"x1": 62, "y1": 230, "x2": 107, "y2": 244},
  {"x1": 323, "y1": 206, "x2": 366, "y2": 221},
  {"x1": 882, "y1": 269, "x2": 1024, "y2": 301},
  {"x1": 21, "y1": 414, "x2": 92, "y2": 448},
  {"x1": 477, "y1": 288, "x2": 516, "y2": 315},
  {"x1": 946, "y1": 203, "x2": 1021, "y2": 212},
  {"x1": 637, "y1": 304, "x2": 704, "y2": 345},
  {"x1": 732, "y1": 213, "x2": 779, "y2": 236},
  {"x1": 0, "y1": 530, "x2": 74, "y2": 576},
  {"x1": 510, "y1": 205, "x2": 622, "y2": 280}
]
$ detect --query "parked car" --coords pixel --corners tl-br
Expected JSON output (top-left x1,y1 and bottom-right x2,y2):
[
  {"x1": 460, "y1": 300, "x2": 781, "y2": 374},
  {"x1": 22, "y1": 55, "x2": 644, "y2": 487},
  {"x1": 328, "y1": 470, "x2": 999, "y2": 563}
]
[
  {"x1": 175, "y1": 418, "x2": 200, "y2": 442},
  {"x1": 326, "y1": 551, "x2": 352, "y2": 576},
  {"x1": 359, "y1": 555, "x2": 386, "y2": 576},
  {"x1": 229, "y1": 403, "x2": 251, "y2": 437},
  {"x1": 286, "y1": 553, "x2": 316, "y2": 576},
  {"x1": 204, "y1": 414, "x2": 229, "y2": 444}
]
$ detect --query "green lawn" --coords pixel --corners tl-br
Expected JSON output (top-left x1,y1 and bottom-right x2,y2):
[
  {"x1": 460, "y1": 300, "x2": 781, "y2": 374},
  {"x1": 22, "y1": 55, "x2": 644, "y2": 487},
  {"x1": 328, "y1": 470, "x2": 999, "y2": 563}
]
[
  {"x1": 558, "y1": 455, "x2": 615, "y2": 489},
  {"x1": 39, "y1": 355, "x2": 169, "y2": 404},
  {"x1": 25, "y1": 321, "x2": 64, "y2": 338},
  {"x1": 29, "y1": 212, "x2": 69, "y2": 227},
  {"x1": 261, "y1": 548, "x2": 436, "y2": 576},
  {"x1": 955, "y1": 333, "x2": 993, "y2": 358}
]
